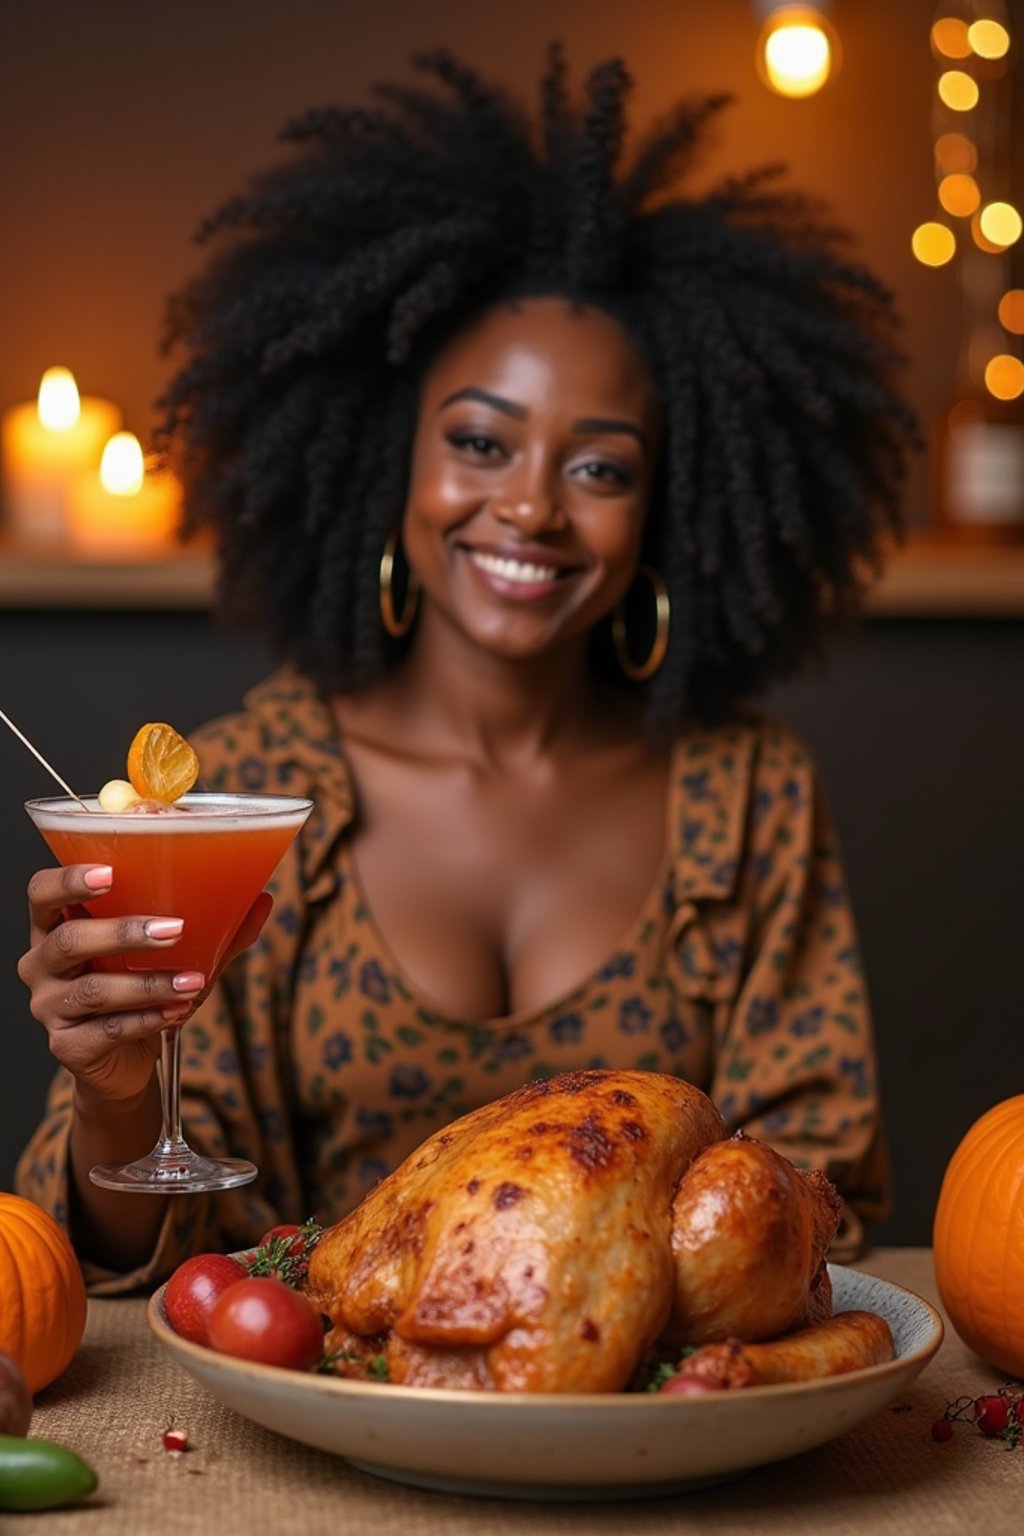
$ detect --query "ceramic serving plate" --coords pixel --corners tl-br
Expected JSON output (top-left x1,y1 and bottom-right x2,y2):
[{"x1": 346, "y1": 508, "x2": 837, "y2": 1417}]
[{"x1": 147, "y1": 1264, "x2": 943, "y2": 1500}]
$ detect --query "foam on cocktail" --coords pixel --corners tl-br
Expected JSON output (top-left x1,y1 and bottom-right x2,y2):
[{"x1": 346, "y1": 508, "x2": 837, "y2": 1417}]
[{"x1": 29, "y1": 794, "x2": 310, "y2": 832}]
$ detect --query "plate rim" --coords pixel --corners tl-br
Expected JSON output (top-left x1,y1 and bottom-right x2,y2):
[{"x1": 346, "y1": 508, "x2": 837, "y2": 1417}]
[{"x1": 146, "y1": 1260, "x2": 945, "y2": 1408}]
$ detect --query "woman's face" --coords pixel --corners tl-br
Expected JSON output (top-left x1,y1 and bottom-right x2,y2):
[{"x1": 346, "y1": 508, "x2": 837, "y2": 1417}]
[{"x1": 402, "y1": 296, "x2": 662, "y2": 662}]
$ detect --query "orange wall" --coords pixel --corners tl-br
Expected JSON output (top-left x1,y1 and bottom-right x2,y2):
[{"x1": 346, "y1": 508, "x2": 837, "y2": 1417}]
[{"x1": 0, "y1": 0, "x2": 1010, "y2": 523}]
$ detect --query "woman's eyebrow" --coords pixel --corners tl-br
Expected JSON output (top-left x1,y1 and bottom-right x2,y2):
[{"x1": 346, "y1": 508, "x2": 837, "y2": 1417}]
[
  {"x1": 440, "y1": 389, "x2": 647, "y2": 450},
  {"x1": 572, "y1": 416, "x2": 646, "y2": 449},
  {"x1": 439, "y1": 386, "x2": 527, "y2": 419}
]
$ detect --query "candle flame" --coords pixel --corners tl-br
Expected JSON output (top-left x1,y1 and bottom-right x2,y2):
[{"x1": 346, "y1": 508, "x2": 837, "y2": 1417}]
[
  {"x1": 99, "y1": 432, "x2": 145, "y2": 496},
  {"x1": 37, "y1": 367, "x2": 81, "y2": 432}
]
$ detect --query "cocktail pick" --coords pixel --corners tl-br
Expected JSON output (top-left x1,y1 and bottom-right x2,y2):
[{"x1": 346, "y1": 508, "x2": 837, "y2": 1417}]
[{"x1": 0, "y1": 706, "x2": 89, "y2": 808}]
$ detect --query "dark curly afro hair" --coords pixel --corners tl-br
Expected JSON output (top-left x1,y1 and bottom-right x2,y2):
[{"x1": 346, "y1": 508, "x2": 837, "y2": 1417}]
[{"x1": 158, "y1": 44, "x2": 917, "y2": 733}]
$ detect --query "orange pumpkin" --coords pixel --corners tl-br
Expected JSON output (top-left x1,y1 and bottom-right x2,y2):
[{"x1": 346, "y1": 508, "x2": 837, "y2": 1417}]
[
  {"x1": 0, "y1": 1193, "x2": 87, "y2": 1394},
  {"x1": 933, "y1": 1095, "x2": 1024, "y2": 1378}
]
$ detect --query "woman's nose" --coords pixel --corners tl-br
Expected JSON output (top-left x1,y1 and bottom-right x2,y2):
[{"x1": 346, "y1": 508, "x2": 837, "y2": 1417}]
[{"x1": 491, "y1": 471, "x2": 566, "y2": 533}]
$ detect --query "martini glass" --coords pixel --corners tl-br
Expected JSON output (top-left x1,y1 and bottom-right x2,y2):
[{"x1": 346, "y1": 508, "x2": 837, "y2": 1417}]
[{"x1": 26, "y1": 791, "x2": 312, "y2": 1194}]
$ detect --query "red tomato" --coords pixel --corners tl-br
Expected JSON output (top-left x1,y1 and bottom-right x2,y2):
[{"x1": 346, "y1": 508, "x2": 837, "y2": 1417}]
[
  {"x1": 165, "y1": 1253, "x2": 248, "y2": 1346},
  {"x1": 659, "y1": 1372, "x2": 723, "y2": 1396},
  {"x1": 207, "y1": 1276, "x2": 324, "y2": 1370},
  {"x1": 258, "y1": 1223, "x2": 304, "y2": 1256}
]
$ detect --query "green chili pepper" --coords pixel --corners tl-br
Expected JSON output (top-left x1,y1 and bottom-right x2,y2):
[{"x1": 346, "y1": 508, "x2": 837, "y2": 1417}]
[{"x1": 0, "y1": 1433, "x2": 98, "y2": 1511}]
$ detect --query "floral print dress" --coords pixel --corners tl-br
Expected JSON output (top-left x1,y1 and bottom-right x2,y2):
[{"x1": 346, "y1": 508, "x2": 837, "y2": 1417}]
[{"x1": 17, "y1": 668, "x2": 889, "y2": 1291}]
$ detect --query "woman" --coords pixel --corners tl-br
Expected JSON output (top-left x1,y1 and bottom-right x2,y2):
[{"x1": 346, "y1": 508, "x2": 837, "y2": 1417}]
[{"x1": 16, "y1": 49, "x2": 913, "y2": 1289}]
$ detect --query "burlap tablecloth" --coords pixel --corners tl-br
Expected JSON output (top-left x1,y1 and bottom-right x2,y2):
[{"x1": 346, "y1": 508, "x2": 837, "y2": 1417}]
[{"x1": 17, "y1": 1248, "x2": 1021, "y2": 1536}]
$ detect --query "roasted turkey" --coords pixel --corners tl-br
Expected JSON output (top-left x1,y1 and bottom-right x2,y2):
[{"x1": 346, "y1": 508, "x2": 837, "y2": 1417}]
[{"x1": 305, "y1": 1069, "x2": 844, "y2": 1392}]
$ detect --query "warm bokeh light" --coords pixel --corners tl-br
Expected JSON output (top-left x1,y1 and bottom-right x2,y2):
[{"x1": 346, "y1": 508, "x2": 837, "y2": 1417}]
[
  {"x1": 971, "y1": 211, "x2": 1006, "y2": 252},
  {"x1": 998, "y1": 290, "x2": 1024, "y2": 334},
  {"x1": 979, "y1": 201, "x2": 1023, "y2": 247},
  {"x1": 938, "y1": 173, "x2": 981, "y2": 217},
  {"x1": 967, "y1": 20, "x2": 1011, "y2": 60},
  {"x1": 931, "y1": 17, "x2": 971, "y2": 58},
  {"x1": 911, "y1": 221, "x2": 957, "y2": 266},
  {"x1": 36, "y1": 367, "x2": 81, "y2": 432},
  {"x1": 99, "y1": 432, "x2": 145, "y2": 496},
  {"x1": 985, "y1": 354, "x2": 1024, "y2": 399},
  {"x1": 935, "y1": 132, "x2": 978, "y2": 174},
  {"x1": 758, "y1": 8, "x2": 834, "y2": 98},
  {"x1": 938, "y1": 70, "x2": 980, "y2": 110}
]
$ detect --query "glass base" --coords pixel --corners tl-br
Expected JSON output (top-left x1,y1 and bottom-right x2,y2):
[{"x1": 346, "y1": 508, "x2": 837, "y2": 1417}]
[{"x1": 89, "y1": 1143, "x2": 257, "y2": 1194}]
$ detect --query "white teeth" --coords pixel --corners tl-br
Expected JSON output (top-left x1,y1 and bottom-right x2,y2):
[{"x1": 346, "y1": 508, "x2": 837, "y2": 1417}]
[{"x1": 469, "y1": 551, "x2": 561, "y2": 584}]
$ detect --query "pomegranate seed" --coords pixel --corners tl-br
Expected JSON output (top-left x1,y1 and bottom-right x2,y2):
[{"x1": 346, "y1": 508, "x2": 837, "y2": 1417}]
[
  {"x1": 932, "y1": 1418, "x2": 954, "y2": 1442},
  {"x1": 162, "y1": 1426, "x2": 189, "y2": 1453}
]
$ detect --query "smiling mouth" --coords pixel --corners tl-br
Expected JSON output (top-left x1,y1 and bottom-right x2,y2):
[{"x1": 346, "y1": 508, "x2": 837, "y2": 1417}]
[{"x1": 467, "y1": 550, "x2": 569, "y2": 585}]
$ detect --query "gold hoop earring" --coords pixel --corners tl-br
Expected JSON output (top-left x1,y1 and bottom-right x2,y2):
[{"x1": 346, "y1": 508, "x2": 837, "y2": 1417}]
[
  {"x1": 612, "y1": 565, "x2": 670, "y2": 681},
  {"x1": 379, "y1": 528, "x2": 420, "y2": 639}
]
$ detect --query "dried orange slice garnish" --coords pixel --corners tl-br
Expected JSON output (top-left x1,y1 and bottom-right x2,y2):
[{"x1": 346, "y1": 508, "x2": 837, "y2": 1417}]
[{"x1": 126, "y1": 722, "x2": 199, "y2": 804}]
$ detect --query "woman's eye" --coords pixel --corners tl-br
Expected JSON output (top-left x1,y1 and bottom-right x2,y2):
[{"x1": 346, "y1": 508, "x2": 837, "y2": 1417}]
[
  {"x1": 576, "y1": 460, "x2": 633, "y2": 488},
  {"x1": 447, "y1": 431, "x2": 506, "y2": 461}
]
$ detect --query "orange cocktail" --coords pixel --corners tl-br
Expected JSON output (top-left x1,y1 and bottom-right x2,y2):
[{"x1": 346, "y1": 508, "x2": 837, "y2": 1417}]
[
  {"x1": 26, "y1": 792, "x2": 312, "y2": 1194},
  {"x1": 31, "y1": 793, "x2": 309, "y2": 976}
]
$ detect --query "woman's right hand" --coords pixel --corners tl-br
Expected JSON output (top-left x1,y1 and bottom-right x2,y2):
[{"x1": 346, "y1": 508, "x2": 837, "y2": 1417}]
[{"x1": 16, "y1": 863, "x2": 205, "y2": 1106}]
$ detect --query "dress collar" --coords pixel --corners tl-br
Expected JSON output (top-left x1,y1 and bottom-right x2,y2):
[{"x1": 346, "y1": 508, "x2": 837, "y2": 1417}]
[{"x1": 242, "y1": 668, "x2": 355, "y2": 898}]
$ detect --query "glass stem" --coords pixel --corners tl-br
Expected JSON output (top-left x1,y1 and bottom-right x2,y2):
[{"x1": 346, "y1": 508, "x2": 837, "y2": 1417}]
[{"x1": 157, "y1": 1025, "x2": 185, "y2": 1151}]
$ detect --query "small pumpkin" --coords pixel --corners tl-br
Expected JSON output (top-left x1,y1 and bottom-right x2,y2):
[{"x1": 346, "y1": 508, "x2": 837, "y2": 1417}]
[
  {"x1": 0, "y1": 1194, "x2": 87, "y2": 1395},
  {"x1": 933, "y1": 1095, "x2": 1024, "y2": 1379}
]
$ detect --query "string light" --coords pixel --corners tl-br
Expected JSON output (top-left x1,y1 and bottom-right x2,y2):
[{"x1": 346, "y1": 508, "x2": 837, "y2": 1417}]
[
  {"x1": 998, "y1": 291, "x2": 1024, "y2": 334},
  {"x1": 932, "y1": 17, "x2": 972, "y2": 56},
  {"x1": 912, "y1": 221, "x2": 958, "y2": 265},
  {"x1": 938, "y1": 173, "x2": 981, "y2": 215},
  {"x1": 967, "y1": 19, "x2": 1010, "y2": 58},
  {"x1": 937, "y1": 69, "x2": 980, "y2": 109},
  {"x1": 970, "y1": 209, "x2": 1007, "y2": 253},
  {"x1": 984, "y1": 354, "x2": 1024, "y2": 398},
  {"x1": 916, "y1": 5, "x2": 1021, "y2": 409},
  {"x1": 979, "y1": 200, "x2": 1023, "y2": 247}
]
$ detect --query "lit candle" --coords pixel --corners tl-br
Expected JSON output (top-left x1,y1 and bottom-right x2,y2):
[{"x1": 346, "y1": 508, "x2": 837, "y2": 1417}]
[
  {"x1": 1, "y1": 368, "x2": 121, "y2": 543},
  {"x1": 67, "y1": 432, "x2": 182, "y2": 559}
]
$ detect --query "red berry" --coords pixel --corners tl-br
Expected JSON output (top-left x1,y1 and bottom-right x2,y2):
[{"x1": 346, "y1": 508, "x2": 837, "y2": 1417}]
[
  {"x1": 162, "y1": 1426, "x2": 189, "y2": 1453},
  {"x1": 975, "y1": 1396, "x2": 1010, "y2": 1436},
  {"x1": 932, "y1": 1418, "x2": 954, "y2": 1442}
]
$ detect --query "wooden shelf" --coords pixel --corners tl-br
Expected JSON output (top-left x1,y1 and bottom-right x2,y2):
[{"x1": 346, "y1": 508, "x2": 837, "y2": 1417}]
[
  {"x1": 0, "y1": 535, "x2": 214, "y2": 609},
  {"x1": 1, "y1": 531, "x2": 1024, "y2": 617}
]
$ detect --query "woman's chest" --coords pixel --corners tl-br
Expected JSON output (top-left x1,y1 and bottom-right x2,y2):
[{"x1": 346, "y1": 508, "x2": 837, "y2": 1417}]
[{"x1": 334, "y1": 743, "x2": 673, "y2": 1021}]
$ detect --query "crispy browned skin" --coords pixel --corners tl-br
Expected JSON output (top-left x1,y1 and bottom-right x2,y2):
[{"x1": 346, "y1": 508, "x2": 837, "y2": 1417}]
[
  {"x1": 684, "y1": 1310, "x2": 895, "y2": 1388},
  {"x1": 306, "y1": 1070, "x2": 858, "y2": 1393},
  {"x1": 306, "y1": 1069, "x2": 725, "y2": 1392},
  {"x1": 666, "y1": 1135, "x2": 842, "y2": 1346}
]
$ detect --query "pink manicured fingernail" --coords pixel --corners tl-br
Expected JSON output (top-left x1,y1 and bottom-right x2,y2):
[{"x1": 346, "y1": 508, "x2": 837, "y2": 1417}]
[
  {"x1": 84, "y1": 866, "x2": 113, "y2": 891},
  {"x1": 145, "y1": 918, "x2": 183, "y2": 940},
  {"x1": 172, "y1": 972, "x2": 205, "y2": 993}
]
